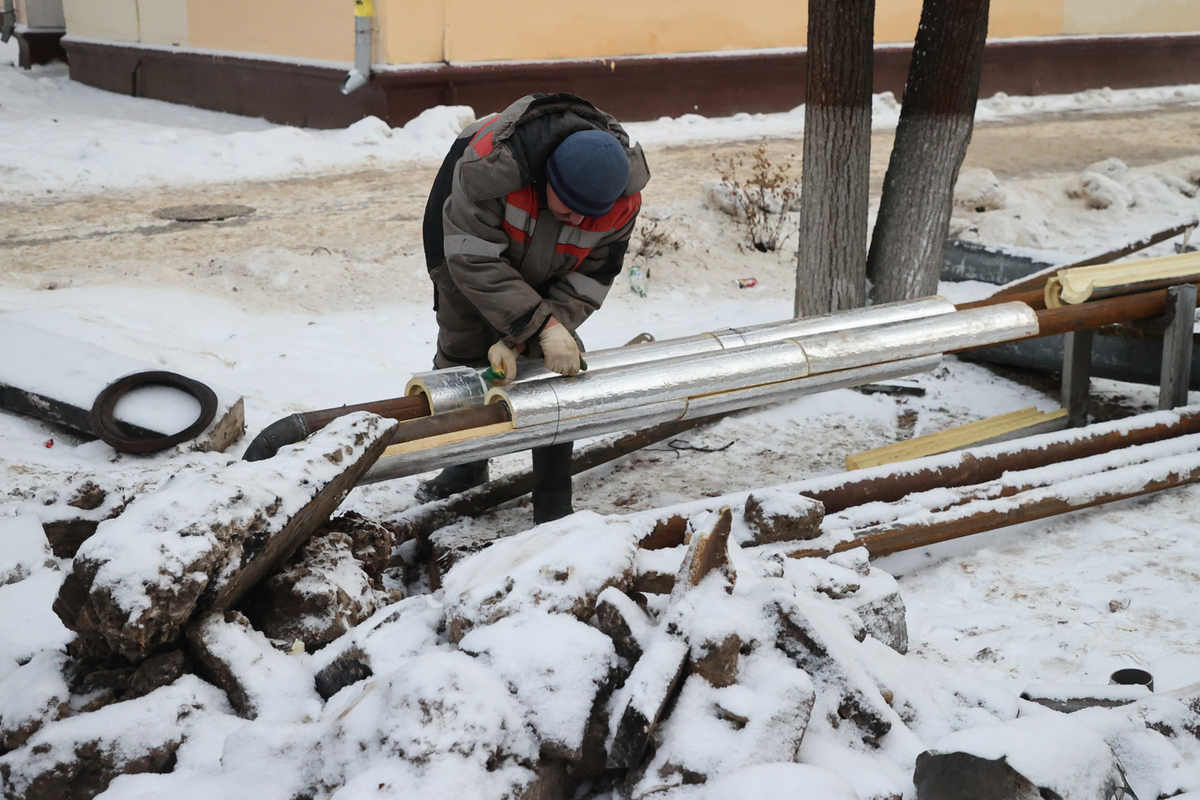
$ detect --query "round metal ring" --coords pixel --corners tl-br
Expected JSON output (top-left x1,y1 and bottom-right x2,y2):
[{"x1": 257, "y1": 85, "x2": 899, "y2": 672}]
[{"x1": 89, "y1": 371, "x2": 219, "y2": 454}]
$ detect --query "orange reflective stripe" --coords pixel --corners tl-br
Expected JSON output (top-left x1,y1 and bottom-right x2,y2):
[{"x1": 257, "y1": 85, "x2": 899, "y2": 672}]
[
  {"x1": 503, "y1": 221, "x2": 530, "y2": 244},
  {"x1": 577, "y1": 194, "x2": 641, "y2": 233},
  {"x1": 503, "y1": 186, "x2": 538, "y2": 244},
  {"x1": 470, "y1": 117, "x2": 500, "y2": 157},
  {"x1": 505, "y1": 186, "x2": 539, "y2": 215}
]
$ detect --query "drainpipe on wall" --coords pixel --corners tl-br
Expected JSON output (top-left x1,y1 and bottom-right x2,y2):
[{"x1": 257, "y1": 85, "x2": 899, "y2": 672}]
[
  {"x1": 339, "y1": 0, "x2": 375, "y2": 94},
  {"x1": 1, "y1": 0, "x2": 15, "y2": 43}
]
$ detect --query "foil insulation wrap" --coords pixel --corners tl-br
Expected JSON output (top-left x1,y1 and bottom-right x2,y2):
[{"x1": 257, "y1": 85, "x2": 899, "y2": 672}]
[
  {"x1": 490, "y1": 339, "x2": 812, "y2": 429},
  {"x1": 408, "y1": 296, "x2": 957, "y2": 406},
  {"x1": 359, "y1": 356, "x2": 938, "y2": 484},
  {"x1": 798, "y1": 301, "x2": 1040, "y2": 375},
  {"x1": 405, "y1": 366, "x2": 488, "y2": 415}
]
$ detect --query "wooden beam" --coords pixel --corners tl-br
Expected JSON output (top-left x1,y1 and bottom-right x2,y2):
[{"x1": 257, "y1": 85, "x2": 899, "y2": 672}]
[{"x1": 845, "y1": 408, "x2": 1067, "y2": 470}]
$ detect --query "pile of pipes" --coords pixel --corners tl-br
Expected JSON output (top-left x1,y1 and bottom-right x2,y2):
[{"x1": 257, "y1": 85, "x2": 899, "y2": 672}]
[{"x1": 361, "y1": 298, "x2": 1039, "y2": 483}]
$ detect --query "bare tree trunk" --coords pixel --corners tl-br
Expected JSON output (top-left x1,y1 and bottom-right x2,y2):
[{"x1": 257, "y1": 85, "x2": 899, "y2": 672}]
[
  {"x1": 867, "y1": 0, "x2": 990, "y2": 304},
  {"x1": 793, "y1": 0, "x2": 875, "y2": 318}
]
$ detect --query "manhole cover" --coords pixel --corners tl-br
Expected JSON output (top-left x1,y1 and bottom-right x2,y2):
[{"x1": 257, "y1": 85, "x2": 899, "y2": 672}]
[{"x1": 153, "y1": 204, "x2": 256, "y2": 222}]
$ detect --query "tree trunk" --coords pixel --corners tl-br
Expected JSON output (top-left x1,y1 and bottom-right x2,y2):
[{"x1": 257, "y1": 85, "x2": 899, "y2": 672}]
[
  {"x1": 793, "y1": 0, "x2": 875, "y2": 318},
  {"x1": 866, "y1": 0, "x2": 990, "y2": 304}
]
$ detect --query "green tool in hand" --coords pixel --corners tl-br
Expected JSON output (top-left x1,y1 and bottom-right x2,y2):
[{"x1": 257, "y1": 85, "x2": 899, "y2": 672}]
[{"x1": 481, "y1": 357, "x2": 587, "y2": 385}]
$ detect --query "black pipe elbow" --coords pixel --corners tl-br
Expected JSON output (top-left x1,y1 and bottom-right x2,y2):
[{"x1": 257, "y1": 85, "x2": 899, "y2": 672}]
[{"x1": 242, "y1": 414, "x2": 311, "y2": 462}]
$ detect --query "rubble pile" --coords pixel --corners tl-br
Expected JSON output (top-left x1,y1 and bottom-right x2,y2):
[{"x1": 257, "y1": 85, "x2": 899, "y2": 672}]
[{"x1": 2, "y1": 412, "x2": 1200, "y2": 799}]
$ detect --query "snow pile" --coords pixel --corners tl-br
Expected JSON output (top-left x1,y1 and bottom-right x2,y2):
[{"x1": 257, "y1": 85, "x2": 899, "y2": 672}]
[{"x1": 439, "y1": 512, "x2": 641, "y2": 641}]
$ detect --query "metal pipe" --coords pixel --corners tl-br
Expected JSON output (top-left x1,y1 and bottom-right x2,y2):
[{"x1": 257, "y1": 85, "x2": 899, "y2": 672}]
[
  {"x1": 339, "y1": 0, "x2": 374, "y2": 94},
  {"x1": 490, "y1": 303, "x2": 1036, "y2": 429},
  {"x1": 243, "y1": 394, "x2": 429, "y2": 462},
  {"x1": 792, "y1": 403, "x2": 1200, "y2": 514},
  {"x1": 406, "y1": 296, "x2": 956, "y2": 414},
  {"x1": 359, "y1": 356, "x2": 938, "y2": 484},
  {"x1": 789, "y1": 447, "x2": 1200, "y2": 560},
  {"x1": 494, "y1": 339, "x2": 812, "y2": 429}
]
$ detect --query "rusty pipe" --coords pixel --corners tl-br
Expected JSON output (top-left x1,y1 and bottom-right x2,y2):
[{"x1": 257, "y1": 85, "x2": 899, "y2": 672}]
[
  {"x1": 243, "y1": 394, "x2": 430, "y2": 462},
  {"x1": 794, "y1": 404, "x2": 1200, "y2": 514}
]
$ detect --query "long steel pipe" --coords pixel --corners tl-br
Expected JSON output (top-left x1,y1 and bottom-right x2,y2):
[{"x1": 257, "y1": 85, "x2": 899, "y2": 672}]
[
  {"x1": 361, "y1": 355, "x2": 940, "y2": 484},
  {"x1": 489, "y1": 302, "x2": 1038, "y2": 430},
  {"x1": 406, "y1": 296, "x2": 957, "y2": 414}
]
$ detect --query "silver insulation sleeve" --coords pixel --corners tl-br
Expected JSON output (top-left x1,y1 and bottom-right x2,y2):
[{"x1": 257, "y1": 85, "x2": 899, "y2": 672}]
[
  {"x1": 797, "y1": 301, "x2": 1039, "y2": 374},
  {"x1": 490, "y1": 339, "x2": 812, "y2": 429},
  {"x1": 491, "y1": 303, "x2": 1037, "y2": 430},
  {"x1": 405, "y1": 367, "x2": 488, "y2": 414},
  {"x1": 358, "y1": 356, "x2": 939, "y2": 485},
  {"x1": 408, "y1": 295, "x2": 957, "y2": 411}
]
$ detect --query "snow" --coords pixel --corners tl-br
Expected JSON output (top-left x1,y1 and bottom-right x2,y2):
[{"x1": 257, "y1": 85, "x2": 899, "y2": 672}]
[
  {"x1": 0, "y1": 512, "x2": 56, "y2": 586},
  {"x1": 927, "y1": 712, "x2": 1126, "y2": 799},
  {"x1": 4, "y1": 40, "x2": 1200, "y2": 798},
  {"x1": 459, "y1": 610, "x2": 617, "y2": 755}
]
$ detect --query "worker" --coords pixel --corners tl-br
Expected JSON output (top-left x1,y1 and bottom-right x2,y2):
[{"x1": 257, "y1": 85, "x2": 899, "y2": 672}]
[{"x1": 416, "y1": 92, "x2": 651, "y2": 522}]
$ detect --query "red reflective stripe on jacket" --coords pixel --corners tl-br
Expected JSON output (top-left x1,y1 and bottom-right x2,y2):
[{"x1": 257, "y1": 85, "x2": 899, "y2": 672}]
[
  {"x1": 470, "y1": 118, "x2": 500, "y2": 157},
  {"x1": 503, "y1": 221, "x2": 530, "y2": 244},
  {"x1": 504, "y1": 186, "x2": 537, "y2": 244},
  {"x1": 505, "y1": 186, "x2": 540, "y2": 215},
  {"x1": 558, "y1": 193, "x2": 641, "y2": 267},
  {"x1": 555, "y1": 243, "x2": 592, "y2": 264},
  {"x1": 577, "y1": 194, "x2": 641, "y2": 233}
]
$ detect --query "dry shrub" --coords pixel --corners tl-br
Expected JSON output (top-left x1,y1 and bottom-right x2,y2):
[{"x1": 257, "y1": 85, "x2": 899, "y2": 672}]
[
  {"x1": 633, "y1": 219, "x2": 682, "y2": 260},
  {"x1": 712, "y1": 144, "x2": 800, "y2": 252}
]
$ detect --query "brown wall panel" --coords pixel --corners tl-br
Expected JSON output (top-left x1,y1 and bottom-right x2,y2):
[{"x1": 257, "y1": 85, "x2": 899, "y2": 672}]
[{"x1": 63, "y1": 35, "x2": 1200, "y2": 131}]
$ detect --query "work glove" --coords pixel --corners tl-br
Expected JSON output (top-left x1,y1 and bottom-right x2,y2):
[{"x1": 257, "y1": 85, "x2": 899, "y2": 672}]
[
  {"x1": 539, "y1": 318, "x2": 581, "y2": 376},
  {"x1": 487, "y1": 340, "x2": 519, "y2": 385}
]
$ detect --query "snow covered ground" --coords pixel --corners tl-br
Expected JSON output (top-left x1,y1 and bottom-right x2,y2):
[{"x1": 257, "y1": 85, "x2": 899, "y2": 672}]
[{"x1": 4, "y1": 33, "x2": 1200, "y2": 799}]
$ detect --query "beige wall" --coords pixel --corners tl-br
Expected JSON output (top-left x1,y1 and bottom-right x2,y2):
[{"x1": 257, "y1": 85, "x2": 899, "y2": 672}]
[
  {"x1": 187, "y1": 0, "x2": 355, "y2": 61},
  {"x1": 989, "y1": 0, "x2": 1063, "y2": 39},
  {"x1": 138, "y1": 0, "x2": 186, "y2": 46},
  {"x1": 1064, "y1": 0, "x2": 1200, "y2": 35},
  {"x1": 378, "y1": 0, "x2": 442, "y2": 64},
  {"x1": 17, "y1": 0, "x2": 67, "y2": 29},
  {"x1": 58, "y1": 0, "x2": 1200, "y2": 63},
  {"x1": 442, "y1": 0, "x2": 807, "y2": 62},
  {"x1": 62, "y1": 0, "x2": 139, "y2": 42}
]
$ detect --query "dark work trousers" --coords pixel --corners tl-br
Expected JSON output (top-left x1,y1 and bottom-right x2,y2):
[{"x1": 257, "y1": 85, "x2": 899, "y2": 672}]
[{"x1": 431, "y1": 352, "x2": 574, "y2": 521}]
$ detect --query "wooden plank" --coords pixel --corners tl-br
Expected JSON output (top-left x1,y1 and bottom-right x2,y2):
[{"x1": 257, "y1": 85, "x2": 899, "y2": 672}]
[
  {"x1": 0, "y1": 318, "x2": 243, "y2": 452},
  {"x1": 380, "y1": 420, "x2": 515, "y2": 456},
  {"x1": 845, "y1": 407, "x2": 1067, "y2": 470},
  {"x1": 1159, "y1": 284, "x2": 1196, "y2": 411}
]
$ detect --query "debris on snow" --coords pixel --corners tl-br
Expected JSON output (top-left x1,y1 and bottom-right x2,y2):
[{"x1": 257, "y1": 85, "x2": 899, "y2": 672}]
[
  {"x1": 186, "y1": 610, "x2": 323, "y2": 722},
  {"x1": 1069, "y1": 170, "x2": 1135, "y2": 210}
]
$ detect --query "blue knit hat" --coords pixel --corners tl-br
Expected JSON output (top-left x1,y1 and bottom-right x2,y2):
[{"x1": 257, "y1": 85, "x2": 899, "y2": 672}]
[{"x1": 546, "y1": 130, "x2": 630, "y2": 217}]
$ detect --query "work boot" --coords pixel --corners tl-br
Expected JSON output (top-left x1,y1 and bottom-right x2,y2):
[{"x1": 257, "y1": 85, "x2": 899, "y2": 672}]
[
  {"x1": 532, "y1": 443, "x2": 574, "y2": 523},
  {"x1": 415, "y1": 460, "x2": 489, "y2": 503}
]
